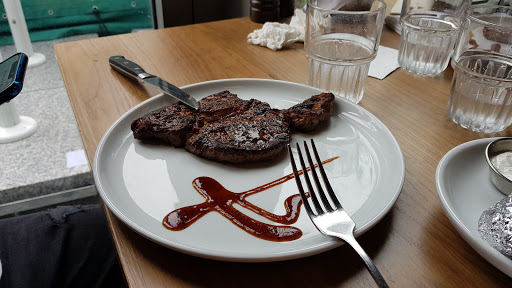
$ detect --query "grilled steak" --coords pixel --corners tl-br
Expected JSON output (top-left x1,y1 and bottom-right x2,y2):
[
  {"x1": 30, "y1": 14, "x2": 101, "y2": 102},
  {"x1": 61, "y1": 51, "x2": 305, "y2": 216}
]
[
  {"x1": 131, "y1": 103, "x2": 195, "y2": 147},
  {"x1": 284, "y1": 92, "x2": 335, "y2": 132},
  {"x1": 131, "y1": 90, "x2": 335, "y2": 163},
  {"x1": 185, "y1": 109, "x2": 290, "y2": 163},
  {"x1": 196, "y1": 90, "x2": 251, "y2": 124},
  {"x1": 131, "y1": 91, "x2": 248, "y2": 147}
]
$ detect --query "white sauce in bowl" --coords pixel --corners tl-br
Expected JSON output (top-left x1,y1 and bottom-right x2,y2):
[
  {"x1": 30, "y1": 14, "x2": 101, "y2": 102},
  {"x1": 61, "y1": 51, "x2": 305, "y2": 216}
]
[{"x1": 491, "y1": 151, "x2": 512, "y2": 181}]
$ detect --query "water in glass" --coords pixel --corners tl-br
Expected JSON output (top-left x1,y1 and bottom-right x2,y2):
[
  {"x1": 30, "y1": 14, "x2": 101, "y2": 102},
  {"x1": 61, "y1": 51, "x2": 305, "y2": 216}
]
[
  {"x1": 307, "y1": 34, "x2": 374, "y2": 104},
  {"x1": 448, "y1": 51, "x2": 512, "y2": 133},
  {"x1": 398, "y1": 17, "x2": 460, "y2": 75}
]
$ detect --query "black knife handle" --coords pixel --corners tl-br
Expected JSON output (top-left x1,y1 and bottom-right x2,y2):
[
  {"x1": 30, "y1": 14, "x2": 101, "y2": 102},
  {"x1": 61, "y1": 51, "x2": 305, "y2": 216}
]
[{"x1": 109, "y1": 56, "x2": 151, "y2": 80}]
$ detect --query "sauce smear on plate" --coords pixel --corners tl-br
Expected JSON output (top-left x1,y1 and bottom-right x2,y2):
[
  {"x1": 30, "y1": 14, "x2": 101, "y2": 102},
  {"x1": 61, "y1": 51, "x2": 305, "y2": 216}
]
[{"x1": 162, "y1": 156, "x2": 339, "y2": 242}]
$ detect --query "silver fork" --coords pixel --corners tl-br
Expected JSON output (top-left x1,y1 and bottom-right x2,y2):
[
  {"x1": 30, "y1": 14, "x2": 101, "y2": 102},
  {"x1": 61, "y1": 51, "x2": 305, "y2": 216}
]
[{"x1": 288, "y1": 139, "x2": 389, "y2": 288}]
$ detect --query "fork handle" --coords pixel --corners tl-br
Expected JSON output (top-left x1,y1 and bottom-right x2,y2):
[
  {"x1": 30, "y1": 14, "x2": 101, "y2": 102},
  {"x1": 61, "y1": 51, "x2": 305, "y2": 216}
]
[{"x1": 344, "y1": 236, "x2": 389, "y2": 288}]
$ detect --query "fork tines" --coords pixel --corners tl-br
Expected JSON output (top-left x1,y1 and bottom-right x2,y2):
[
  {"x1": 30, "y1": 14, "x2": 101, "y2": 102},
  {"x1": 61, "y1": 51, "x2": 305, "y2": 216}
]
[{"x1": 288, "y1": 139, "x2": 342, "y2": 217}]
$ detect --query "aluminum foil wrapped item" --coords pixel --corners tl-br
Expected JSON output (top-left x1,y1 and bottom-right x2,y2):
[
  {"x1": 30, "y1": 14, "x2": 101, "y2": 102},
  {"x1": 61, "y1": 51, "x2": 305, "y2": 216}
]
[{"x1": 478, "y1": 195, "x2": 512, "y2": 259}]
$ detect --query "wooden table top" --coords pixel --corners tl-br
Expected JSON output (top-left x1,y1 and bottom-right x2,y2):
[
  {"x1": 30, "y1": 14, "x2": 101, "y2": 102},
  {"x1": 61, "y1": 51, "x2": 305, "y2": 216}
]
[{"x1": 54, "y1": 17, "x2": 511, "y2": 287}]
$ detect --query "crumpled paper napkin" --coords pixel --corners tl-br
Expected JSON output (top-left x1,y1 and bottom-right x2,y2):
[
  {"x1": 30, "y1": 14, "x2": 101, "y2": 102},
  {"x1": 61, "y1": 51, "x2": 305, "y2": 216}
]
[{"x1": 247, "y1": 9, "x2": 306, "y2": 51}]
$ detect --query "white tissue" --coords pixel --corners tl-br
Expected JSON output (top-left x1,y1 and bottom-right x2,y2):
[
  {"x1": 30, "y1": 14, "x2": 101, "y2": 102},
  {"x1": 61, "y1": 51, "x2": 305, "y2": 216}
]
[
  {"x1": 247, "y1": 9, "x2": 306, "y2": 51},
  {"x1": 289, "y1": 8, "x2": 306, "y2": 30}
]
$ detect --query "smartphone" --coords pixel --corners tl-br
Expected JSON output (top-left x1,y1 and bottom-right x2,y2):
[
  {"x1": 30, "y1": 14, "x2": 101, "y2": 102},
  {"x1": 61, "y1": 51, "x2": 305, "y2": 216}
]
[{"x1": 0, "y1": 52, "x2": 28, "y2": 105}]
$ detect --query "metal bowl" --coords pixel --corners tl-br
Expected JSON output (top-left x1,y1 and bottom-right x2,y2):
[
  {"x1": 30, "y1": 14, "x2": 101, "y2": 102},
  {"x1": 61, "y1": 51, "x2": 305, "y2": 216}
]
[{"x1": 485, "y1": 137, "x2": 512, "y2": 196}]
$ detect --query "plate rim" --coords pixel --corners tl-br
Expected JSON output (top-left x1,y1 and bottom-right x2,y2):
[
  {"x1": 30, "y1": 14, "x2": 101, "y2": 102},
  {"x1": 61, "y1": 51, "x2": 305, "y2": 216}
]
[
  {"x1": 94, "y1": 78, "x2": 405, "y2": 262},
  {"x1": 435, "y1": 137, "x2": 512, "y2": 277}
]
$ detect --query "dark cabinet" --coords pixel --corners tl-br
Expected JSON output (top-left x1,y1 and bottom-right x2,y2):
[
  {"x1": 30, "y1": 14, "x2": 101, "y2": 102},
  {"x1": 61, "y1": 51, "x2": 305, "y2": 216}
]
[{"x1": 156, "y1": 0, "x2": 249, "y2": 28}]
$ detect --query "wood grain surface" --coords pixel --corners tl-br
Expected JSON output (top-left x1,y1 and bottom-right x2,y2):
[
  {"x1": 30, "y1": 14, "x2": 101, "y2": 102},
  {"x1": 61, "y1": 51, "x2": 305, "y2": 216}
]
[{"x1": 55, "y1": 17, "x2": 511, "y2": 287}]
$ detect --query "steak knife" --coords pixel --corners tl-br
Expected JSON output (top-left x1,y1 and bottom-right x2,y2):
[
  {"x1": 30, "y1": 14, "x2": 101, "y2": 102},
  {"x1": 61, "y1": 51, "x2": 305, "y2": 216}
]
[{"x1": 109, "y1": 56, "x2": 199, "y2": 110}]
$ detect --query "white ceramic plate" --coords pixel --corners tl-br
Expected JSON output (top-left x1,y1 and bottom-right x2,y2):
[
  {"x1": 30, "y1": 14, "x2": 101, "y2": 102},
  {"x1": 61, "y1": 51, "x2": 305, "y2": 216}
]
[
  {"x1": 94, "y1": 79, "x2": 404, "y2": 262},
  {"x1": 436, "y1": 138, "x2": 512, "y2": 277}
]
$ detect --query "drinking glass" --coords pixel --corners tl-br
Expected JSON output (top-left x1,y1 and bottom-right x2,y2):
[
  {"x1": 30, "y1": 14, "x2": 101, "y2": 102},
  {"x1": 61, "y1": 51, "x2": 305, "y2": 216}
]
[
  {"x1": 398, "y1": 0, "x2": 471, "y2": 75},
  {"x1": 447, "y1": 5, "x2": 512, "y2": 133},
  {"x1": 305, "y1": 0, "x2": 386, "y2": 104}
]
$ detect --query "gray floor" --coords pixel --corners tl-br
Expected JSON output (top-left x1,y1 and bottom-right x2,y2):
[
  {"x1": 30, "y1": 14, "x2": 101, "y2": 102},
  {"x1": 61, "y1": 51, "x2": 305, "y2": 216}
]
[{"x1": 0, "y1": 34, "x2": 100, "y2": 216}]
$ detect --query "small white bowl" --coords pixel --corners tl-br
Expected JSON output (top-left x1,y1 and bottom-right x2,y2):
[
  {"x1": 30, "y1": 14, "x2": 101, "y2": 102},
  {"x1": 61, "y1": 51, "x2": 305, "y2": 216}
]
[{"x1": 485, "y1": 137, "x2": 512, "y2": 196}]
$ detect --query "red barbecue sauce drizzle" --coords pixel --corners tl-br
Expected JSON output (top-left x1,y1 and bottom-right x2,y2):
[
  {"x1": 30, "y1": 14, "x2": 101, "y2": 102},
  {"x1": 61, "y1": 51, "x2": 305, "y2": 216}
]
[
  {"x1": 469, "y1": 31, "x2": 478, "y2": 49},
  {"x1": 163, "y1": 156, "x2": 339, "y2": 242}
]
